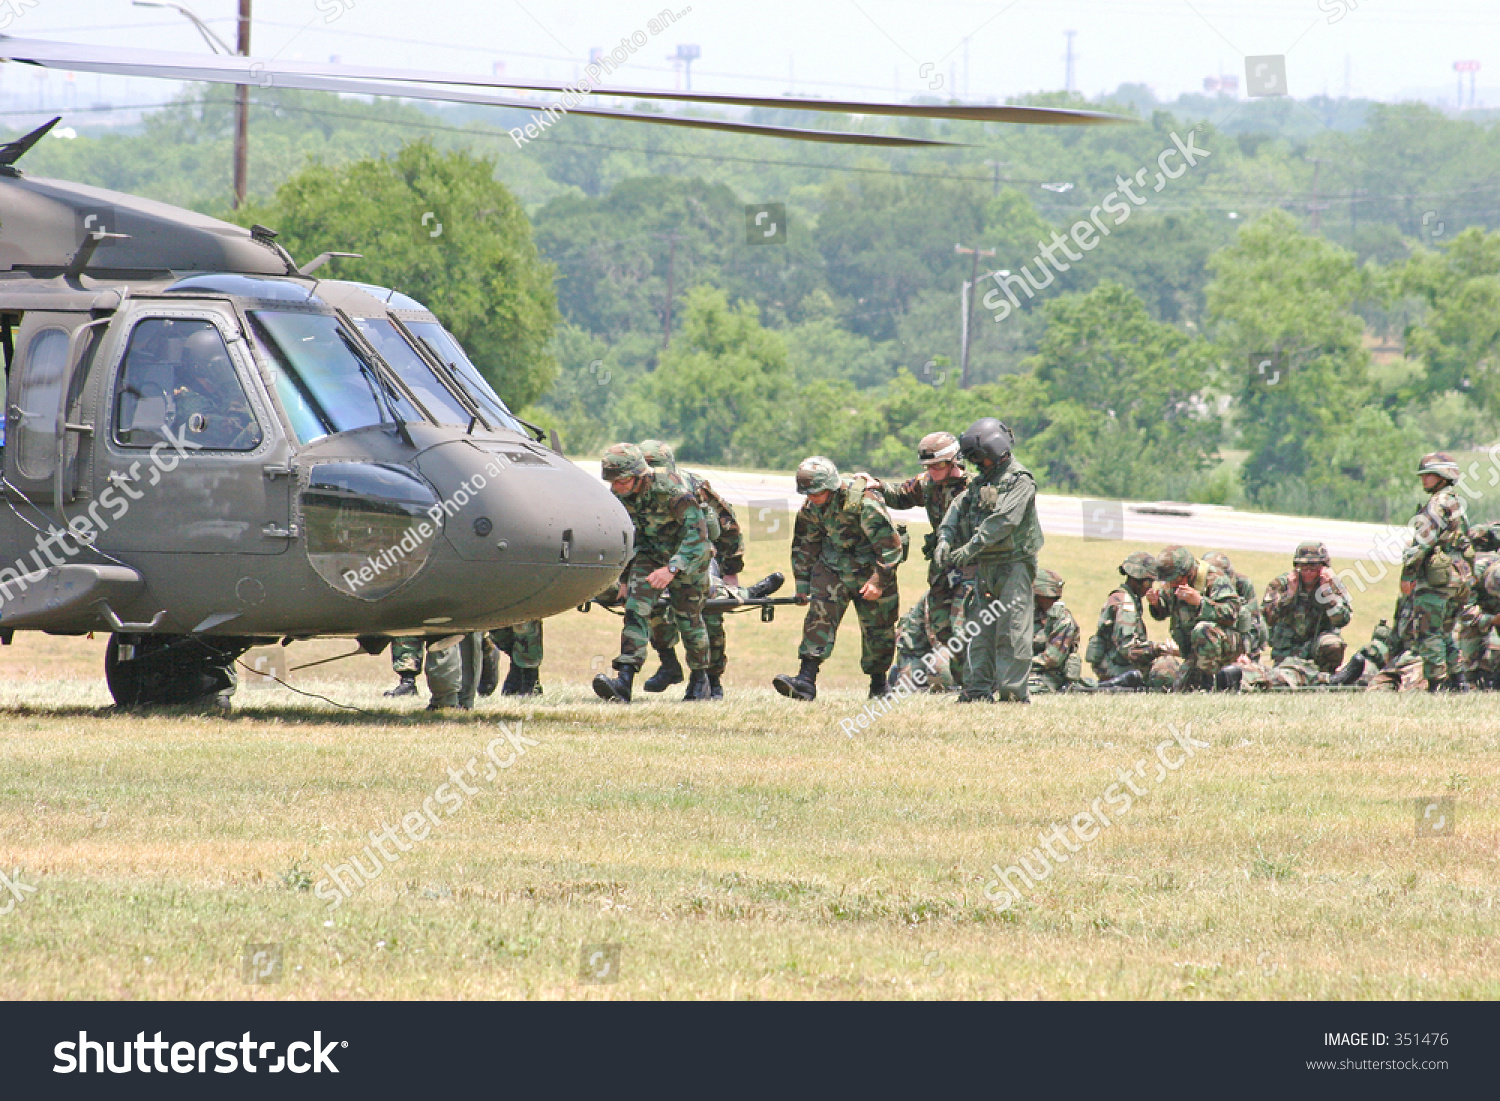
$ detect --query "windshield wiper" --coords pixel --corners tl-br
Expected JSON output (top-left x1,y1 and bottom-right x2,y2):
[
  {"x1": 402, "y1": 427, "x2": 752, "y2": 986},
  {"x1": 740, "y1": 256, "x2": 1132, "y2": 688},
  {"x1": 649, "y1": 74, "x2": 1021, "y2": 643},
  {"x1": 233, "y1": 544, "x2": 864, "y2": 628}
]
[{"x1": 336, "y1": 327, "x2": 413, "y2": 447}]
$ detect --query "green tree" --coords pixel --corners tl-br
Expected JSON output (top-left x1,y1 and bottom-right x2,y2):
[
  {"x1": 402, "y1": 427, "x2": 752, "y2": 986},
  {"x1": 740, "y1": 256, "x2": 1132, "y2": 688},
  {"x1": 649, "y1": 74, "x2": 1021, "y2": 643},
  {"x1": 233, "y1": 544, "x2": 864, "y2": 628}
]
[
  {"x1": 1401, "y1": 228, "x2": 1500, "y2": 413},
  {"x1": 238, "y1": 141, "x2": 559, "y2": 409}
]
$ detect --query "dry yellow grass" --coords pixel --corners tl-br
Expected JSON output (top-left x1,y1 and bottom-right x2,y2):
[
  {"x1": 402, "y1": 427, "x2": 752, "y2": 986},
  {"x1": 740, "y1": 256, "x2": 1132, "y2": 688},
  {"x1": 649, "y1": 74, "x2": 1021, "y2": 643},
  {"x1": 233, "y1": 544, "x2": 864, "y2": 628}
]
[{"x1": 1, "y1": 531, "x2": 1490, "y2": 1000}]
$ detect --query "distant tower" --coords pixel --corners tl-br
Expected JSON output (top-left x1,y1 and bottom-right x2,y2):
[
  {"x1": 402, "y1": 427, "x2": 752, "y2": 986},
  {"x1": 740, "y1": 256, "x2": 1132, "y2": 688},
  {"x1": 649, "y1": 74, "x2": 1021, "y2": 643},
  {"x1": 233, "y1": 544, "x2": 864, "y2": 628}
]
[
  {"x1": 1063, "y1": 30, "x2": 1077, "y2": 93},
  {"x1": 670, "y1": 44, "x2": 701, "y2": 91}
]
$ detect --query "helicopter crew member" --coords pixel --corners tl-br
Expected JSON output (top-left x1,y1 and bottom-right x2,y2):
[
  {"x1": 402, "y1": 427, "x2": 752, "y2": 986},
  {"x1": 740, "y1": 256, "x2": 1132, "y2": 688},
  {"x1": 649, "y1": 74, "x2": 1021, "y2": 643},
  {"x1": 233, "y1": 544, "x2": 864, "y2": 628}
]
[
  {"x1": 593, "y1": 443, "x2": 714, "y2": 703},
  {"x1": 880, "y1": 431, "x2": 971, "y2": 690},
  {"x1": 935, "y1": 418, "x2": 1042, "y2": 704},
  {"x1": 424, "y1": 632, "x2": 485, "y2": 711},
  {"x1": 386, "y1": 636, "x2": 424, "y2": 697}
]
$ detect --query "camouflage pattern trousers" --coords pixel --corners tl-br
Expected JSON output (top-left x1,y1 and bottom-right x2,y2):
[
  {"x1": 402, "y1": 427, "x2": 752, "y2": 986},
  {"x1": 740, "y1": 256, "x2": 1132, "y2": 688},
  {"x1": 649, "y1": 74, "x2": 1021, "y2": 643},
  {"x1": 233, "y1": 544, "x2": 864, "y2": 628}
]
[
  {"x1": 651, "y1": 605, "x2": 726, "y2": 675},
  {"x1": 891, "y1": 571, "x2": 971, "y2": 689},
  {"x1": 390, "y1": 636, "x2": 425, "y2": 676},
  {"x1": 1180, "y1": 622, "x2": 1238, "y2": 674},
  {"x1": 617, "y1": 562, "x2": 710, "y2": 672},
  {"x1": 489, "y1": 620, "x2": 544, "y2": 669},
  {"x1": 962, "y1": 559, "x2": 1035, "y2": 700},
  {"x1": 797, "y1": 561, "x2": 899, "y2": 675},
  {"x1": 1377, "y1": 588, "x2": 1458, "y2": 687}
]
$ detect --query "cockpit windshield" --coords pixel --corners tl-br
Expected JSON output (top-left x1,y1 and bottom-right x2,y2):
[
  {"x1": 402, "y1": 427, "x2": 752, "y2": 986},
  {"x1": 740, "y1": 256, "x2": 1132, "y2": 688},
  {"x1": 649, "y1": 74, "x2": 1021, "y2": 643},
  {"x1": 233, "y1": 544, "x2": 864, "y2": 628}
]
[
  {"x1": 404, "y1": 321, "x2": 526, "y2": 435},
  {"x1": 349, "y1": 316, "x2": 475, "y2": 428},
  {"x1": 248, "y1": 310, "x2": 423, "y2": 444}
]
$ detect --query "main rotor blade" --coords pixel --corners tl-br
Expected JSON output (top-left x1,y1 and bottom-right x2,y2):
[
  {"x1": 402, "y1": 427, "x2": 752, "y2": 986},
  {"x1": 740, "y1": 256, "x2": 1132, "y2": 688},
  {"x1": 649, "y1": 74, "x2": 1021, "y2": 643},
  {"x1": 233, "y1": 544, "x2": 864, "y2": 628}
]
[{"x1": 0, "y1": 35, "x2": 1132, "y2": 128}]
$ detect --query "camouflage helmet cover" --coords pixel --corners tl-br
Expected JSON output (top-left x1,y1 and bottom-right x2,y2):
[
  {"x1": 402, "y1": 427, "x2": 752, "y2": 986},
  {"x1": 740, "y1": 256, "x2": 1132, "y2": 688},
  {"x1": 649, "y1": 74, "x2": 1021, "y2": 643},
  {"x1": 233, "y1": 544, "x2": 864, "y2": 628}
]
[
  {"x1": 1203, "y1": 552, "x2": 1233, "y2": 575},
  {"x1": 638, "y1": 439, "x2": 677, "y2": 472},
  {"x1": 795, "y1": 456, "x2": 841, "y2": 495},
  {"x1": 1033, "y1": 568, "x2": 1064, "y2": 599},
  {"x1": 1417, "y1": 451, "x2": 1461, "y2": 482},
  {"x1": 600, "y1": 442, "x2": 648, "y2": 481},
  {"x1": 1119, "y1": 551, "x2": 1157, "y2": 580},
  {"x1": 1485, "y1": 560, "x2": 1500, "y2": 602},
  {"x1": 1155, "y1": 545, "x2": 1197, "y2": 582},
  {"x1": 1293, "y1": 540, "x2": 1330, "y2": 566},
  {"x1": 918, "y1": 430, "x2": 962, "y2": 466}
]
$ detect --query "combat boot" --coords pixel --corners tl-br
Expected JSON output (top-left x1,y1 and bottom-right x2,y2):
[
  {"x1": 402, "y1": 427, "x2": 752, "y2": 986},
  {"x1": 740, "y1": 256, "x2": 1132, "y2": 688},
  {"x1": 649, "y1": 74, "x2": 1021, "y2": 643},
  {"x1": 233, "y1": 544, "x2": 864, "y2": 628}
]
[
  {"x1": 525, "y1": 668, "x2": 543, "y2": 696},
  {"x1": 1172, "y1": 665, "x2": 1210, "y2": 693},
  {"x1": 746, "y1": 572, "x2": 785, "y2": 599},
  {"x1": 955, "y1": 691, "x2": 993, "y2": 703},
  {"x1": 1329, "y1": 655, "x2": 1366, "y2": 686},
  {"x1": 1215, "y1": 666, "x2": 1243, "y2": 692},
  {"x1": 592, "y1": 665, "x2": 635, "y2": 703},
  {"x1": 1443, "y1": 672, "x2": 1469, "y2": 692},
  {"x1": 478, "y1": 642, "x2": 501, "y2": 697},
  {"x1": 869, "y1": 671, "x2": 889, "y2": 698},
  {"x1": 500, "y1": 664, "x2": 528, "y2": 696},
  {"x1": 683, "y1": 669, "x2": 712, "y2": 700},
  {"x1": 384, "y1": 673, "x2": 418, "y2": 698},
  {"x1": 707, "y1": 672, "x2": 724, "y2": 700},
  {"x1": 643, "y1": 647, "x2": 684, "y2": 692},
  {"x1": 1098, "y1": 669, "x2": 1146, "y2": 691},
  {"x1": 772, "y1": 658, "x2": 819, "y2": 701}
]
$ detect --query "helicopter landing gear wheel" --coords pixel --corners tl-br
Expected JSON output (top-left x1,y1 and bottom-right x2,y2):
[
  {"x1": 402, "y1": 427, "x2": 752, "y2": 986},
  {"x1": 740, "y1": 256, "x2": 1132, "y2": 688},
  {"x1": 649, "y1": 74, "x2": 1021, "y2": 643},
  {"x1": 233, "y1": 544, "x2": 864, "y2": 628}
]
[{"x1": 105, "y1": 633, "x2": 250, "y2": 710}]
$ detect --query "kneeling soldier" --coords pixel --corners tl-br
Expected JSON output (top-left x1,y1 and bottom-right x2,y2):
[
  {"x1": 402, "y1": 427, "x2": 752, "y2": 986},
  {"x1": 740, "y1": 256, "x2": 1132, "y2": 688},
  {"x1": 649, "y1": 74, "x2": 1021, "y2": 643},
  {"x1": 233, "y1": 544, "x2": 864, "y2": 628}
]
[
  {"x1": 1146, "y1": 545, "x2": 1241, "y2": 691},
  {"x1": 1028, "y1": 568, "x2": 1082, "y2": 694}
]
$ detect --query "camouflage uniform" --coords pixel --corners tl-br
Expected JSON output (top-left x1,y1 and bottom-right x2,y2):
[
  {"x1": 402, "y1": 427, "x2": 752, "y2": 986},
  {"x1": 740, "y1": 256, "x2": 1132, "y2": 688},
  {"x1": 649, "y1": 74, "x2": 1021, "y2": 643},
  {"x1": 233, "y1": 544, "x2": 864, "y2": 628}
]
[
  {"x1": 938, "y1": 448, "x2": 1043, "y2": 702},
  {"x1": 1087, "y1": 552, "x2": 1164, "y2": 681},
  {"x1": 888, "y1": 593, "x2": 961, "y2": 692},
  {"x1": 1452, "y1": 555, "x2": 1500, "y2": 686},
  {"x1": 1238, "y1": 655, "x2": 1329, "y2": 690},
  {"x1": 1146, "y1": 546, "x2": 1241, "y2": 684},
  {"x1": 603, "y1": 443, "x2": 712, "y2": 676},
  {"x1": 1205, "y1": 553, "x2": 1266, "y2": 662},
  {"x1": 1372, "y1": 453, "x2": 1472, "y2": 690},
  {"x1": 1028, "y1": 569, "x2": 1082, "y2": 694},
  {"x1": 391, "y1": 636, "x2": 424, "y2": 677},
  {"x1": 641, "y1": 441, "x2": 745, "y2": 679},
  {"x1": 489, "y1": 620, "x2": 543, "y2": 669},
  {"x1": 1261, "y1": 543, "x2": 1353, "y2": 672},
  {"x1": 791, "y1": 470, "x2": 904, "y2": 675},
  {"x1": 883, "y1": 459, "x2": 972, "y2": 686}
]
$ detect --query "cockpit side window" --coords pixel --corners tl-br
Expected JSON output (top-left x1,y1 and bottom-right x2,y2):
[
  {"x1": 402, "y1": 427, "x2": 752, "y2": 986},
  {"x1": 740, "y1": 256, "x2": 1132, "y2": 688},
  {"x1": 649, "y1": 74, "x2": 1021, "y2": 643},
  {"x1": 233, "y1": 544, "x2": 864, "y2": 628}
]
[
  {"x1": 12, "y1": 327, "x2": 68, "y2": 480},
  {"x1": 112, "y1": 317, "x2": 263, "y2": 451}
]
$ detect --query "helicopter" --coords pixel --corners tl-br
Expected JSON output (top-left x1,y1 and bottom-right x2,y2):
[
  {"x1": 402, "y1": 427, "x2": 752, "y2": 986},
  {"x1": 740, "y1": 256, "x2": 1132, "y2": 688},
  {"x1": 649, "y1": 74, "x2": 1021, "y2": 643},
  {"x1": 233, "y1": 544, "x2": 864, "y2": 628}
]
[{"x1": 0, "y1": 36, "x2": 1126, "y2": 709}]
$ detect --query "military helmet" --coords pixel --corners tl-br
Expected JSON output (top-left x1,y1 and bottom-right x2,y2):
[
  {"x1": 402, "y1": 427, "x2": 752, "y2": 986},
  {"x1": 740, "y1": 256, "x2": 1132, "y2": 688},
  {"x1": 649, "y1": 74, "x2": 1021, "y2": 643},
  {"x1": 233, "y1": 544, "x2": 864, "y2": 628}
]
[
  {"x1": 795, "y1": 456, "x2": 841, "y2": 495},
  {"x1": 1203, "y1": 552, "x2": 1233, "y2": 575},
  {"x1": 1485, "y1": 560, "x2": 1500, "y2": 602},
  {"x1": 600, "y1": 442, "x2": 648, "y2": 481},
  {"x1": 1155, "y1": 545, "x2": 1197, "y2": 583},
  {"x1": 958, "y1": 418, "x2": 1014, "y2": 466},
  {"x1": 639, "y1": 439, "x2": 677, "y2": 472},
  {"x1": 1293, "y1": 540, "x2": 1331, "y2": 566},
  {"x1": 1417, "y1": 451, "x2": 1461, "y2": 482},
  {"x1": 1033, "y1": 568, "x2": 1064, "y2": 599},
  {"x1": 918, "y1": 430, "x2": 961, "y2": 467},
  {"x1": 1119, "y1": 551, "x2": 1156, "y2": 580}
]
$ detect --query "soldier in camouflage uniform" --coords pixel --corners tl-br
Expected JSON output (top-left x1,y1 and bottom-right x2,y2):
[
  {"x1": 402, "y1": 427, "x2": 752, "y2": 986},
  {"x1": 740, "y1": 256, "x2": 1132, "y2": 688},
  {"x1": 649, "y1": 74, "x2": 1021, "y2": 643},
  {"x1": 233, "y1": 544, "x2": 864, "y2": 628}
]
[
  {"x1": 1260, "y1": 541, "x2": 1352, "y2": 672},
  {"x1": 1087, "y1": 551, "x2": 1173, "y2": 690},
  {"x1": 592, "y1": 443, "x2": 713, "y2": 703},
  {"x1": 1204, "y1": 552, "x2": 1267, "y2": 662},
  {"x1": 936, "y1": 419, "x2": 1043, "y2": 704},
  {"x1": 773, "y1": 456, "x2": 904, "y2": 701},
  {"x1": 478, "y1": 620, "x2": 545, "y2": 697},
  {"x1": 1145, "y1": 545, "x2": 1242, "y2": 691},
  {"x1": 880, "y1": 432, "x2": 971, "y2": 691},
  {"x1": 1451, "y1": 555, "x2": 1500, "y2": 689},
  {"x1": 1368, "y1": 452, "x2": 1473, "y2": 692},
  {"x1": 385, "y1": 636, "x2": 424, "y2": 696},
  {"x1": 638, "y1": 439, "x2": 753, "y2": 700},
  {"x1": 1028, "y1": 568, "x2": 1083, "y2": 694},
  {"x1": 1234, "y1": 655, "x2": 1330, "y2": 690}
]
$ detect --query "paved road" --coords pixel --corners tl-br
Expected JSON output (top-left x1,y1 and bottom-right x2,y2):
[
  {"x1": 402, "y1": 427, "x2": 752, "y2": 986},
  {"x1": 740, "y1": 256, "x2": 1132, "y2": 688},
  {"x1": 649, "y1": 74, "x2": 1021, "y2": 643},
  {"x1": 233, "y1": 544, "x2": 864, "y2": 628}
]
[{"x1": 599, "y1": 464, "x2": 1416, "y2": 568}]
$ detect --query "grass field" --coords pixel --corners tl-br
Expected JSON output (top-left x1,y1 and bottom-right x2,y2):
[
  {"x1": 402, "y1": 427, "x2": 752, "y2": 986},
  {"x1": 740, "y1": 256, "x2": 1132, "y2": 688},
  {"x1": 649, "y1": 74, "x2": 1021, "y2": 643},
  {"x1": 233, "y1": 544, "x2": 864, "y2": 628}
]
[{"x1": 1, "y1": 529, "x2": 1495, "y2": 1000}]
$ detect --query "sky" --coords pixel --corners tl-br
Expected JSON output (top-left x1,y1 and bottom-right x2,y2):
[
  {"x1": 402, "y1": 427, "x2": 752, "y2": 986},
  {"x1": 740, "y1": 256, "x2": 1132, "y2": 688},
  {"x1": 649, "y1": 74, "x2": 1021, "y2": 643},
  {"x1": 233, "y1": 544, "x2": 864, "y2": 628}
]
[{"x1": 3, "y1": 0, "x2": 1497, "y2": 118}]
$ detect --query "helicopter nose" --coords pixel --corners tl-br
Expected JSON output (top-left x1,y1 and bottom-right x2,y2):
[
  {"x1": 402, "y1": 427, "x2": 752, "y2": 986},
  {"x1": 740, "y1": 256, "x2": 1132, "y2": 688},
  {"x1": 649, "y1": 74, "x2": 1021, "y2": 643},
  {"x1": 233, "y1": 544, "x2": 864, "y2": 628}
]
[{"x1": 415, "y1": 440, "x2": 632, "y2": 607}]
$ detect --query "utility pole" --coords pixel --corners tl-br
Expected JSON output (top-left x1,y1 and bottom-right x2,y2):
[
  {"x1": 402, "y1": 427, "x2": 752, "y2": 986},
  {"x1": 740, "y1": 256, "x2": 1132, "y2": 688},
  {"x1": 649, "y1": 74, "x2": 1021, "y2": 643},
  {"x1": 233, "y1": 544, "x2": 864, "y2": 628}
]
[
  {"x1": 982, "y1": 159, "x2": 1008, "y2": 196},
  {"x1": 1306, "y1": 157, "x2": 1330, "y2": 232},
  {"x1": 662, "y1": 232, "x2": 680, "y2": 349},
  {"x1": 1063, "y1": 30, "x2": 1077, "y2": 94},
  {"x1": 234, "y1": 0, "x2": 251, "y2": 209},
  {"x1": 955, "y1": 243, "x2": 995, "y2": 388}
]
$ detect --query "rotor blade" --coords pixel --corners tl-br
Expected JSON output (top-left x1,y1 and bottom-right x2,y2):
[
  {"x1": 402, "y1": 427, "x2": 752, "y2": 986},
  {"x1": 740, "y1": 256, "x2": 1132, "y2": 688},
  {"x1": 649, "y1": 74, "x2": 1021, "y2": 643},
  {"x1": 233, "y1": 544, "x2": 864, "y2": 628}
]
[{"x1": 0, "y1": 36, "x2": 1132, "y2": 128}]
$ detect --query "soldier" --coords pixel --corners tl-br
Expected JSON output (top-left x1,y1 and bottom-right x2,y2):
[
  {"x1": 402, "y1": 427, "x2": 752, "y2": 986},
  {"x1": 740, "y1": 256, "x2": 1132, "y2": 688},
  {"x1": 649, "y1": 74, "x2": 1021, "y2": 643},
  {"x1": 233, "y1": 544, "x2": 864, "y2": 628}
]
[
  {"x1": 1145, "y1": 545, "x2": 1242, "y2": 691},
  {"x1": 1087, "y1": 551, "x2": 1172, "y2": 690},
  {"x1": 1260, "y1": 541, "x2": 1352, "y2": 673},
  {"x1": 1451, "y1": 555, "x2": 1500, "y2": 689},
  {"x1": 1233, "y1": 655, "x2": 1330, "y2": 691},
  {"x1": 935, "y1": 418, "x2": 1043, "y2": 704},
  {"x1": 772, "y1": 456, "x2": 903, "y2": 701},
  {"x1": 478, "y1": 620, "x2": 544, "y2": 697},
  {"x1": 1204, "y1": 552, "x2": 1266, "y2": 662},
  {"x1": 1367, "y1": 452, "x2": 1473, "y2": 692},
  {"x1": 1329, "y1": 619, "x2": 1396, "y2": 688},
  {"x1": 385, "y1": 635, "x2": 424, "y2": 697},
  {"x1": 638, "y1": 439, "x2": 754, "y2": 700},
  {"x1": 592, "y1": 443, "x2": 714, "y2": 703},
  {"x1": 1028, "y1": 568, "x2": 1082, "y2": 694},
  {"x1": 171, "y1": 326, "x2": 258, "y2": 450},
  {"x1": 881, "y1": 431, "x2": 972, "y2": 691},
  {"x1": 423, "y1": 632, "x2": 484, "y2": 711}
]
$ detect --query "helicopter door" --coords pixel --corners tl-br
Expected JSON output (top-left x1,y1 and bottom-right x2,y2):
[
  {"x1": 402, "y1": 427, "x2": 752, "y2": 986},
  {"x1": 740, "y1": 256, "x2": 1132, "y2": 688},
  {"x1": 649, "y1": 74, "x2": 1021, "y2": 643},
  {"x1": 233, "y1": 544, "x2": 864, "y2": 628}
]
[
  {"x1": 95, "y1": 309, "x2": 291, "y2": 555},
  {"x1": 2, "y1": 311, "x2": 104, "y2": 506}
]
